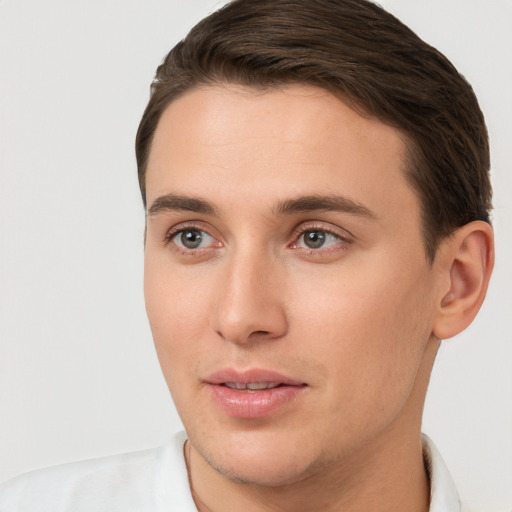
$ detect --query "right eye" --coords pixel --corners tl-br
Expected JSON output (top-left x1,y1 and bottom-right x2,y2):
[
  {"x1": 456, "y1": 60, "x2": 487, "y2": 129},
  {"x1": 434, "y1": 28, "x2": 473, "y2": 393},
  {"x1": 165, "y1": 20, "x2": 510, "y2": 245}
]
[{"x1": 171, "y1": 228, "x2": 215, "y2": 250}]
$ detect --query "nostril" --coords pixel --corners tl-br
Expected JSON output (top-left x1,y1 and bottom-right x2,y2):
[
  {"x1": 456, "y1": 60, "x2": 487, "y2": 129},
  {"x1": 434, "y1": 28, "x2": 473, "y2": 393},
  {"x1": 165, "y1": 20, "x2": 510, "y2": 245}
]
[{"x1": 250, "y1": 330, "x2": 270, "y2": 337}]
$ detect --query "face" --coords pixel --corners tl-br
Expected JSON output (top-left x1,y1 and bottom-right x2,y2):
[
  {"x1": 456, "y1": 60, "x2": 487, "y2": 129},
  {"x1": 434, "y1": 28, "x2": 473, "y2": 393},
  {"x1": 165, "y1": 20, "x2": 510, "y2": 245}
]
[{"x1": 144, "y1": 84, "x2": 440, "y2": 487}]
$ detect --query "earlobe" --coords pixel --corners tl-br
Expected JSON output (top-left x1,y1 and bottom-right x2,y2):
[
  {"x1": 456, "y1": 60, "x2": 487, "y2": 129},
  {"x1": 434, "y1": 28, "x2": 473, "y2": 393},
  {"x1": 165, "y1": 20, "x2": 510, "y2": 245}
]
[{"x1": 433, "y1": 221, "x2": 494, "y2": 340}]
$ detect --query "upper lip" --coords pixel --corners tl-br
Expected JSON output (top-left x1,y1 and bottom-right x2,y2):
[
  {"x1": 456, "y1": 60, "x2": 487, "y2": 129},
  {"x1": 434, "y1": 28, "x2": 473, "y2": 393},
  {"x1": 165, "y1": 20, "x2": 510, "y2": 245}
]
[{"x1": 205, "y1": 368, "x2": 306, "y2": 386}]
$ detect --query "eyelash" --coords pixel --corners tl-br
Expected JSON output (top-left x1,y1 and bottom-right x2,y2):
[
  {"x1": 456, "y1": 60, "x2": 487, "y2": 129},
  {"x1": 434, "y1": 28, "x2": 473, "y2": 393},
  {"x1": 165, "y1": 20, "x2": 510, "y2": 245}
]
[{"x1": 164, "y1": 222, "x2": 354, "y2": 257}]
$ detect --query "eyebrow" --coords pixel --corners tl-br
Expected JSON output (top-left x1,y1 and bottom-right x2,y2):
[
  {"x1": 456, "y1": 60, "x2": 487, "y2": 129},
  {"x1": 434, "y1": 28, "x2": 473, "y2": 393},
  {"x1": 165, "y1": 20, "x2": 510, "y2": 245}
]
[
  {"x1": 147, "y1": 193, "x2": 376, "y2": 220},
  {"x1": 147, "y1": 194, "x2": 218, "y2": 217},
  {"x1": 273, "y1": 195, "x2": 377, "y2": 219}
]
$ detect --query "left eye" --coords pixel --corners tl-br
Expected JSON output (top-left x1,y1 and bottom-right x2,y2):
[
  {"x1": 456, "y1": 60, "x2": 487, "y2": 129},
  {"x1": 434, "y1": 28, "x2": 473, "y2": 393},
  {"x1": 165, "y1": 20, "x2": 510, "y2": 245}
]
[
  {"x1": 172, "y1": 229, "x2": 214, "y2": 249},
  {"x1": 298, "y1": 229, "x2": 341, "y2": 249}
]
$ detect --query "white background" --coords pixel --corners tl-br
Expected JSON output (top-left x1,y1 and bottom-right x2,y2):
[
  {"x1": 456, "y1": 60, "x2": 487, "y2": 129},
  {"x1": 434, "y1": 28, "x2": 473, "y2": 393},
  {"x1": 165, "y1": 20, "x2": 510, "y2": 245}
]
[{"x1": 0, "y1": 0, "x2": 511, "y2": 510}]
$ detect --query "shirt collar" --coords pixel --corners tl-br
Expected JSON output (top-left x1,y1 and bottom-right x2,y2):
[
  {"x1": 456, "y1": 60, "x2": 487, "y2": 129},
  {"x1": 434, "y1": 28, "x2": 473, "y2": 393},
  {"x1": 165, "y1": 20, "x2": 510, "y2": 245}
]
[{"x1": 423, "y1": 434, "x2": 462, "y2": 512}]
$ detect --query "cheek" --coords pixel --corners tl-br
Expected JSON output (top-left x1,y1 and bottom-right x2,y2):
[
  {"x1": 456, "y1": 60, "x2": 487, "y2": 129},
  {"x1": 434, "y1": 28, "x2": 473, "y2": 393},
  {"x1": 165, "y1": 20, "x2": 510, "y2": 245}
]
[
  {"x1": 291, "y1": 263, "x2": 434, "y2": 416},
  {"x1": 144, "y1": 256, "x2": 213, "y2": 379}
]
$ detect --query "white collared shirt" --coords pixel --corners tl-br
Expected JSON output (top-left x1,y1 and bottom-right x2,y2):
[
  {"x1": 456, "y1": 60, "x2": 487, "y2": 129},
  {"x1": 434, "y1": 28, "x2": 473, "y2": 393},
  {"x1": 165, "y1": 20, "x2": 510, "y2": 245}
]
[
  {"x1": 422, "y1": 434, "x2": 463, "y2": 512},
  {"x1": 0, "y1": 431, "x2": 463, "y2": 511}
]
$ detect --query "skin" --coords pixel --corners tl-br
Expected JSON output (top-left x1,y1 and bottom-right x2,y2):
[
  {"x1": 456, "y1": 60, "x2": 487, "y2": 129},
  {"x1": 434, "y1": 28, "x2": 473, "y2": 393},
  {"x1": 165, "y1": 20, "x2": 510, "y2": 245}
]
[{"x1": 143, "y1": 84, "x2": 493, "y2": 512}]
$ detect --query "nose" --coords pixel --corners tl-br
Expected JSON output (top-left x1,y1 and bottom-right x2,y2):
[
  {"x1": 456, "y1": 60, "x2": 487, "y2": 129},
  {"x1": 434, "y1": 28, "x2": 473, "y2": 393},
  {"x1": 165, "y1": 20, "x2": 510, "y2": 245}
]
[{"x1": 211, "y1": 249, "x2": 288, "y2": 345}]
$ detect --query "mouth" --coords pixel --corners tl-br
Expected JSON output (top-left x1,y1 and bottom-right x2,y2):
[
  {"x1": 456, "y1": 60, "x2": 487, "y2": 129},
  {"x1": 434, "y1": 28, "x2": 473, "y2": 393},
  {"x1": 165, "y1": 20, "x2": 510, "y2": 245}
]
[{"x1": 205, "y1": 369, "x2": 307, "y2": 419}]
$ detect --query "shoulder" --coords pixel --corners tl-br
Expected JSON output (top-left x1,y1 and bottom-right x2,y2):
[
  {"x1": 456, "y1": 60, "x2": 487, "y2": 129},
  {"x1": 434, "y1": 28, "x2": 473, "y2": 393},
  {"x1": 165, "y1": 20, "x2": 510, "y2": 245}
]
[{"x1": 0, "y1": 431, "x2": 195, "y2": 512}]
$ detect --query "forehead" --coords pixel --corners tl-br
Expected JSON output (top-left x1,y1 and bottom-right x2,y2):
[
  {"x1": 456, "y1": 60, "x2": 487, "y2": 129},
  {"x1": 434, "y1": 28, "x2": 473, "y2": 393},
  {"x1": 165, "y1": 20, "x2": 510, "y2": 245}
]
[{"x1": 145, "y1": 84, "x2": 419, "y2": 226}]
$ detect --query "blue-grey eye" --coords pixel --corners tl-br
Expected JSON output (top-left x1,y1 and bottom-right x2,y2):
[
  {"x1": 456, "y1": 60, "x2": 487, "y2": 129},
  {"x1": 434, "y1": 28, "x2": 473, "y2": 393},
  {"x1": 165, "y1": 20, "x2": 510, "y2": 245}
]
[
  {"x1": 299, "y1": 229, "x2": 340, "y2": 249},
  {"x1": 303, "y1": 230, "x2": 326, "y2": 248},
  {"x1": 174, "y1": 229, "x2": 213, "y2": 249}
]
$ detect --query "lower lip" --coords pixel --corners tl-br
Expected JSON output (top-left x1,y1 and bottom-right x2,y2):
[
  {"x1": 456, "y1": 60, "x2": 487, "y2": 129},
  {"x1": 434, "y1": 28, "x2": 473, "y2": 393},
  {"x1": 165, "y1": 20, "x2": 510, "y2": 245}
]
[{"x1": 208, "y1": 384, "x2": 306, "y2": 419}]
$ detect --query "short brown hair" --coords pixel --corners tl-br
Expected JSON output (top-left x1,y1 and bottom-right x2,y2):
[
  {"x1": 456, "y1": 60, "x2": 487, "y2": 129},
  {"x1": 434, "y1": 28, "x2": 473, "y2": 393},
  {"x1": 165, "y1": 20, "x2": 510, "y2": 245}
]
[{"x1": 136, "y1": 0, "x2": 492, "y2": 260}]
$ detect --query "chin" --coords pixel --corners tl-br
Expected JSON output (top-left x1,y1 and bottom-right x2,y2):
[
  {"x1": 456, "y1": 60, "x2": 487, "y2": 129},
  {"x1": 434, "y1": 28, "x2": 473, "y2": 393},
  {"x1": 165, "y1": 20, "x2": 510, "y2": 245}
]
[
  {"x1": 210, "y1": 453, "x2": 314, "y2": 488},
  {"x1": 194, "y1": 429, "x2": 322, "y2": 488}
]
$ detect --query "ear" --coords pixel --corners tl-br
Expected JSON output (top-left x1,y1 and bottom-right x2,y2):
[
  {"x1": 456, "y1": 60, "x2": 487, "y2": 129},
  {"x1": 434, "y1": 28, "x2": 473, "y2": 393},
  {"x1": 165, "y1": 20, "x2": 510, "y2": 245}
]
[{"x1": 432, "y1": 221, "x2": 494, "y2": 340}]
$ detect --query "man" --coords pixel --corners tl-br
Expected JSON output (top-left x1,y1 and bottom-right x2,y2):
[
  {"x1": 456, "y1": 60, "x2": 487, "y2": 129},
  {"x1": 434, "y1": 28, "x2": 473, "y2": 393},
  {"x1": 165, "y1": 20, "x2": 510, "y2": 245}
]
[{"x1": 0, "y1": 0, "x2": 495, "y2": 510}]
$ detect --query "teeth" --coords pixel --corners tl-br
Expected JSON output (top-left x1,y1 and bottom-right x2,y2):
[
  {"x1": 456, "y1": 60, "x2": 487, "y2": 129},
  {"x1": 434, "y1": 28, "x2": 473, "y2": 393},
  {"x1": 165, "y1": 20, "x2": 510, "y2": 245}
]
[
  {"x1": 224, "y1": 383, "x2": 242, "y2": 390},
  {"x1": 224, "y1": 382, "x2": 280, "y2": 390},
  {"x1": 247, "y1": 382, "x2": 279, "y2": 390}
]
